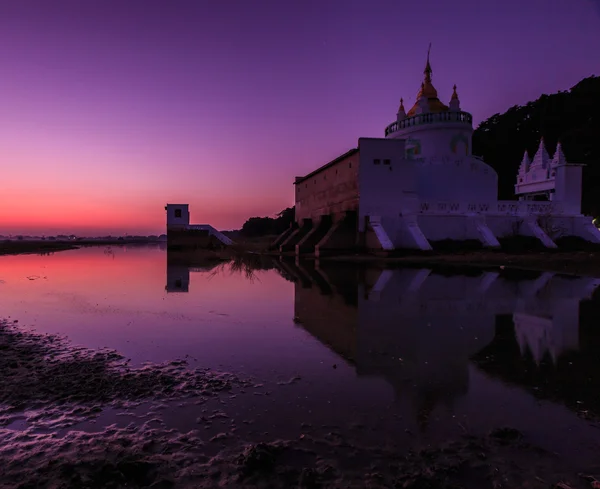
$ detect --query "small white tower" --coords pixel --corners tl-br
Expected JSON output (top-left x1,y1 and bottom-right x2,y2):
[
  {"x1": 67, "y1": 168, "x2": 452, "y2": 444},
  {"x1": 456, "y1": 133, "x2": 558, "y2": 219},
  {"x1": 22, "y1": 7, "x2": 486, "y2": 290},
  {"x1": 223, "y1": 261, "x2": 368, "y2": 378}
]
[
  {"x1": 165, "y1": 203, "x2": 190, "y2": 231},
  {"x1": 449, "y1": 84, "x2": 460, "y2": 111}
]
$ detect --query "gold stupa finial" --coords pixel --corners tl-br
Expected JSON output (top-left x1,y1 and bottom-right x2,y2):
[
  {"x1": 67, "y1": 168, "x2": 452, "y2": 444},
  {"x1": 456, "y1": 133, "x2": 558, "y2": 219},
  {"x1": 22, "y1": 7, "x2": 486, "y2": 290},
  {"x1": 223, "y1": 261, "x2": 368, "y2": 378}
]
[
  {"x1": 397, "y1": 97, "x2": 406, "y2": 115},
  {"x1": 406, "y1": 44, "x2": 448, "y2": 116},
  {"x1": 451, "y1": 84, "x2": 458, "y2": 100},
  {"x1": 424, "y1": 43, "x2": 432, "y2": 83}
]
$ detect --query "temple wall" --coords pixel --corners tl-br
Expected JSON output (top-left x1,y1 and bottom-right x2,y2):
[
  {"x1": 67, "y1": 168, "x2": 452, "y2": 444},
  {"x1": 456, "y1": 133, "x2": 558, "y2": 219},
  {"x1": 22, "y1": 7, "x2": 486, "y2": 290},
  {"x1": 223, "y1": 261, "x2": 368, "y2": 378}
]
[
  {"x1": 294, "y1": 153, "x2": 359, "y2": 223},
  {"x1": 414, "y1": 157, "x2": 498, "y2": 202},
  {"x1": 357, "y1": 137, "x2": 414, "y2": 232},
  {"x1": 417, "y1": 215, "x2": 470, "y2": 241},
  {"x1": 387, "y1": 123, "x2": 473, "y2": 158},
  {"x1": 486, "y1": 214, "x2": 582, "y2": 240}
]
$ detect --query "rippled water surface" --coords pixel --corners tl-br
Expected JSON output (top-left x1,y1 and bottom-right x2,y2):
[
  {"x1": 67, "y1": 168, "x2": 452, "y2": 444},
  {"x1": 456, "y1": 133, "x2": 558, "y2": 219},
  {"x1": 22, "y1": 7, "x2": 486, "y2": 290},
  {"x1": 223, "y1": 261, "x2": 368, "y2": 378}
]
[{"x1": 2, "y1": 244, "x2": 600, "y2": 487}]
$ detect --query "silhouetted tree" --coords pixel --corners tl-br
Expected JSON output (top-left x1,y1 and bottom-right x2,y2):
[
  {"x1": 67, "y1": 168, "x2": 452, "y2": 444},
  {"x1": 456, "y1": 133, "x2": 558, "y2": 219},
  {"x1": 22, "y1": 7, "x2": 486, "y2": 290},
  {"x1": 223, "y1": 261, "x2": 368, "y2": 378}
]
[
  {"x1": 240, "y1": 207, "x2": 295, "y2": 237},
  {"x1": 472, "y1": 75, "x2": 600, "y2": 216}
]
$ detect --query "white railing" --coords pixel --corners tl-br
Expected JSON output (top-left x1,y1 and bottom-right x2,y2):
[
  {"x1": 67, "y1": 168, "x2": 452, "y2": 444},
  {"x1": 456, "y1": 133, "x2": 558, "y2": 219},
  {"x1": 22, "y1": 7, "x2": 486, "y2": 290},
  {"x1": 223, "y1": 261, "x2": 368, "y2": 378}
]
[{"x1": 385, "y1": 111, "x2": 472, "y2": 136}]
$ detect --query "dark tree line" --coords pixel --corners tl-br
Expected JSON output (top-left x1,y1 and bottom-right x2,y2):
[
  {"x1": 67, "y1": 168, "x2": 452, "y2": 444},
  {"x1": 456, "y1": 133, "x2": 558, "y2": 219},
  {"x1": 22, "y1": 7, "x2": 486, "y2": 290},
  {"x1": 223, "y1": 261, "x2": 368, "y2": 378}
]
[
  {"x1": 240, "y1": 207, "x2": 294, "y2": 237},
  {"x1": 472, "y1": 75, "x2": 600, "y2": 216}
]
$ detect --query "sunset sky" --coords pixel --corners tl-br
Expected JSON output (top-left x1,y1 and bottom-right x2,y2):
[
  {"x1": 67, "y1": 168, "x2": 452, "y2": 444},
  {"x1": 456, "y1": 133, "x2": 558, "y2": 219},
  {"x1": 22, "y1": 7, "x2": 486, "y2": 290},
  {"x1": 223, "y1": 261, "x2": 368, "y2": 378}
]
[{"x1": 1, "y1": 0, "x2": 599, "y2": 236}]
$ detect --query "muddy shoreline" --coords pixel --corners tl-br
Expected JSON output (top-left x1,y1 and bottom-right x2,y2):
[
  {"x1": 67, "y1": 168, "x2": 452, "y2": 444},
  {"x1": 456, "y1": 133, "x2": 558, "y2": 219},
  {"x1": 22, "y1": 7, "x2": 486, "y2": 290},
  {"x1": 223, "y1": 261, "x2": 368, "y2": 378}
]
[{"x1": 1, "y1": 318, "x2": 599, "y2": 488}]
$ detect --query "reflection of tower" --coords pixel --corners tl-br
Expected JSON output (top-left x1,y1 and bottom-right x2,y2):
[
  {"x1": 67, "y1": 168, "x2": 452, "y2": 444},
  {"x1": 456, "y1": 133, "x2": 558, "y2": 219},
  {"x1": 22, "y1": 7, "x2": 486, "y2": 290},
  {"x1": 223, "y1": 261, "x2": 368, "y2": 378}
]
[
  {"x1": 166, "y1": 264, "x2": 190, "y2": 293},
  {"x1": 286, "y1": 261, "x2": 497, "y2": 429},
  {"x1": 164, "y1": 249, "x2": 225, "y2": 293},
  {"x1": 356, "y1": 269, "x2": 498, "y2": 427},
  {"x1": 510, "y1": 273, "x2": 600, "y2": 364},
  {"x1": 283, "y1": 259, "x2": 600, "y2": 429},
  {"x1": 471, "y1": 275, "x2": 600, "y2": 418}
]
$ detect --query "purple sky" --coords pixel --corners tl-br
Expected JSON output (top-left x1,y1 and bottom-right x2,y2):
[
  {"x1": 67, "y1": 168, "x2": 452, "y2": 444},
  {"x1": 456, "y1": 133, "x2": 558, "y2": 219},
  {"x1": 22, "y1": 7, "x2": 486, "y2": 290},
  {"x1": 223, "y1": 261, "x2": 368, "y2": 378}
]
[{"x1": 1, "y1": 0, "x2": 599, "y2": 235}]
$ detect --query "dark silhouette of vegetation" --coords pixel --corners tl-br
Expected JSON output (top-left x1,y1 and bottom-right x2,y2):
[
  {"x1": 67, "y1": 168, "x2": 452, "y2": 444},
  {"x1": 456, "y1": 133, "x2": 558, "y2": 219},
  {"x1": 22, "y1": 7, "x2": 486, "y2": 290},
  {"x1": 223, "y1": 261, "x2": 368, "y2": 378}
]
[
  {"x1": 240, "y1": 207, "x2": 294, "y2": 237},
  {"x1": 473, "y1": 75, "x2": 600, "y2": 216}
]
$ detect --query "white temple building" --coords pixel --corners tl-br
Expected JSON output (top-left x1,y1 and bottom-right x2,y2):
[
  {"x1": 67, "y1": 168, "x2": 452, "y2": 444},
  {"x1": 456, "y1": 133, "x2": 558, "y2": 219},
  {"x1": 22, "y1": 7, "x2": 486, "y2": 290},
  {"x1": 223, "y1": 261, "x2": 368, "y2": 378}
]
[{"x1": 274, "y1": 49, "x2": 600, "y2": 254}]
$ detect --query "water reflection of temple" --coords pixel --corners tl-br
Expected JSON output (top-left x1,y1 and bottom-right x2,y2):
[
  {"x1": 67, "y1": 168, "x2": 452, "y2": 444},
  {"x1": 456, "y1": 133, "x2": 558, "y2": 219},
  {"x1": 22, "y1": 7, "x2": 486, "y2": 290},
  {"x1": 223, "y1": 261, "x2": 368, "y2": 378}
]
[
  {"x1": 276, "y1": 259, "x2": 600, "y2": 425},
  {"x1": 165, "y1": 252, "x2": 290, "y2": 293}
]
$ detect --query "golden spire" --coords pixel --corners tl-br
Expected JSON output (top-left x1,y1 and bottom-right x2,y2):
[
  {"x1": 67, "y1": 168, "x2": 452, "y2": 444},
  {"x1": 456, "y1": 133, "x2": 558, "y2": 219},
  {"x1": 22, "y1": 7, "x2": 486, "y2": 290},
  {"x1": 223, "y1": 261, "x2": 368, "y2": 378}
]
[
  {"x1": 399, "y1": 97, "x2": 405, "y2": 110},
  {"x1": 451, "y1": 84, "x2": 458, "y2": 100},
  {"x1": 424, "y1": 43, "x2": 432, "y2": 83},
  {"x1": 418, "y1": 43, "x2": 437, "y2": 99},
  {"x1": 406, "y1": 44, "x2": 448, "y2": 116}
]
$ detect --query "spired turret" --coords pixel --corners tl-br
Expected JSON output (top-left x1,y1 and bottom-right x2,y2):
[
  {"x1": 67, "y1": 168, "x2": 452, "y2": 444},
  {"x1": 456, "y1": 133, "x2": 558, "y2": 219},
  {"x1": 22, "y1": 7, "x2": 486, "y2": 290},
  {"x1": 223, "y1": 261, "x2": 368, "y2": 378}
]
[
  {"x1": 384, "y1": 45, "x2": 474, "y2": 160},
  {"x1": 517, "y1": 150, "x2": 531, "y2": 178},
  {"x1": 551, "y1": 141, "x2": 567, "y2": 167},
  {"x1": 397, "y1": 98, "x2": 406, "y2": 121},
  {"x1": 515, "y1": 139, "x2": 584, "y2": 214},
  {"x1": 515, "y1": 139, "x2": 570, "y2": 198},
  {"x1": 406, "y1": 45, "x2": 449, "y2": 117},
  {"x1": 530, "y1": 137, "x2": 550, "y2": 169},
  {"x1": 449, "y1": 85, "x2": 460, "y2": 111},
  {"x1": 382, "y1": 45, "x2": 496, "y2": 204}
]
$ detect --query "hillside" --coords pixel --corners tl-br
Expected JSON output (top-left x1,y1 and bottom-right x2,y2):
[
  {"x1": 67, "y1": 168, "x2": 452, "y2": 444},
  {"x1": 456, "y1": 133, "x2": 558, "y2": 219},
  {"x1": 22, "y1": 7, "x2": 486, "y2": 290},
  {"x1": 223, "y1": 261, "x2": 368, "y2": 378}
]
[{"x1": 472, "y1": 75, "x2": 600, "y2": 217}]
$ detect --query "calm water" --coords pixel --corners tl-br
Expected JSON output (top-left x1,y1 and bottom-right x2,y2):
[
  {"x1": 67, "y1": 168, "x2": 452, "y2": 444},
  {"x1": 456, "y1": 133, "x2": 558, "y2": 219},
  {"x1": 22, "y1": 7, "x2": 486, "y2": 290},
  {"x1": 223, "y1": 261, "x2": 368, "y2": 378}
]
[{"x1": 2, "y1": 244, "x2": 600, "y2": 481}]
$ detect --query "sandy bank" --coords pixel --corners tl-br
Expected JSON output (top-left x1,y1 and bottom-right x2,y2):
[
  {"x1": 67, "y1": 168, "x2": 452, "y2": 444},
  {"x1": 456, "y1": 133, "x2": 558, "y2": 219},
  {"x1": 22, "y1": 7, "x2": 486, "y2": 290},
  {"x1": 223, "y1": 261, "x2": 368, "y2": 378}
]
[{"x1": 1, "y1": 318, "x2": 599, "y2": 488}]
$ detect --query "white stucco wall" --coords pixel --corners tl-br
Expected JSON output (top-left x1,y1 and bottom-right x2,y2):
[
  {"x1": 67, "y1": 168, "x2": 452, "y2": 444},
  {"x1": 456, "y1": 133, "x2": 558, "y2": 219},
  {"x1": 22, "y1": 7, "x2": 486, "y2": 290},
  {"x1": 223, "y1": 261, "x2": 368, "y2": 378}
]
[
  {"x1": 417, "y1": 215, "x2": 470, "y2": 241},
  {"x1": 387, "y1": 122, "x2": 473, "y2": 158},
  {"x1": 165, "y1": 204, "x2": 190, "y2": 229},
  {"x1": 357, "y1": 137, "x2": 417, "y2": 233},
  {"x1": 415, "y1": 157, "x2": 498, "y2": 202},
  {"x1": 385, "y1": 115, "x2": 497, "y2": 203},
  {"x1": 554, "y1": 165, "x2": 583, "y2": 215}
]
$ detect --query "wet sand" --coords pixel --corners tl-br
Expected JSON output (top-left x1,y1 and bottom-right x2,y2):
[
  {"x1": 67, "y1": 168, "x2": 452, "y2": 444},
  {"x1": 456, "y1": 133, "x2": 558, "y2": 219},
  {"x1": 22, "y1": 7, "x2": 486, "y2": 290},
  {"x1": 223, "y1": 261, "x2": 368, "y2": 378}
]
[{"x1": 2, "y1": 318, "x2": 599, "y2": 488}]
